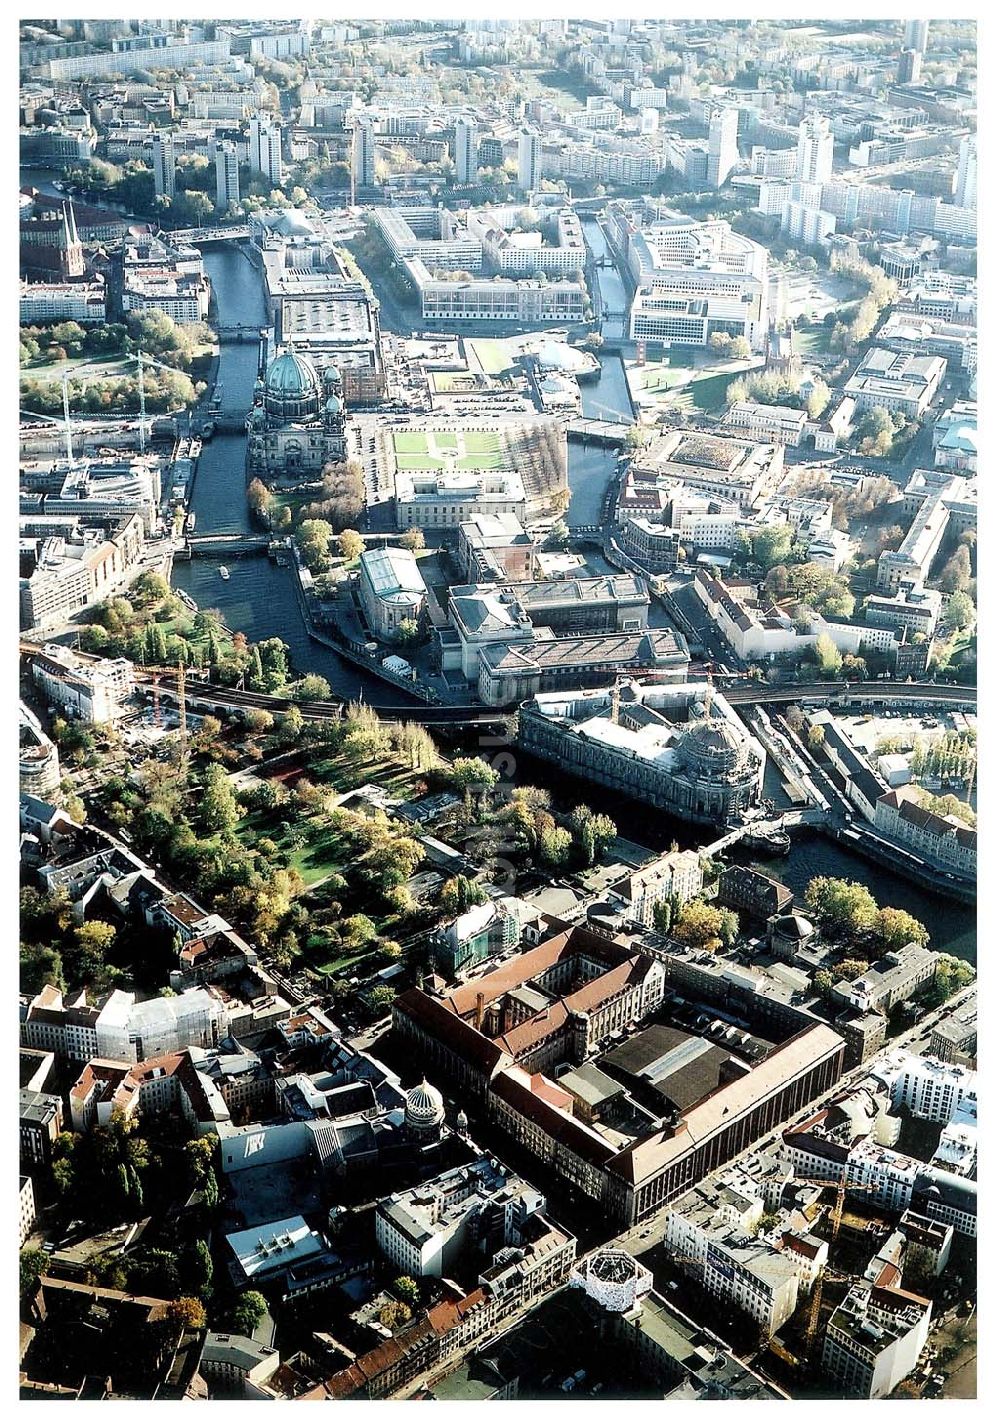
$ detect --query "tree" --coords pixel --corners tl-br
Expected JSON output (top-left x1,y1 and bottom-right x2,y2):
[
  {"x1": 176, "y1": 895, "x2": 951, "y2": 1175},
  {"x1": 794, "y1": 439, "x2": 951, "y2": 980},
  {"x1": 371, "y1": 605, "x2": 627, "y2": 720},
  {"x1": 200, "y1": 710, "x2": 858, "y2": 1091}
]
[
  {"x1": 393, "y1": 1275, "x2": 420, "y2": 1306},
  {"x1": 857, "y1": 407, "x2": 894, "y2": 457},
  {"x1": 804, "y1": 876, "x2": 879, "y2": 938},
  {"x1": 296, "y1": 518, "x2": 334, "y2": 571},
  {"x1": 361, "y1": 984, "x2": 397, "y2": 1015},
  {"x1": 295, "y1": 673, "x2": 332, "y2": 701},
  {"x1": 400, "y1": 528, "x2": 425, "y2": 551},
  {"x1": 814, "y1": 632, "x2": 843, "y2": 678},
  {"x1": 675, "y1": 900, "x2": 738, "y2": 948},
  {"x1": 20, "y1": 1248, "x2": 49, "y2": 1298},
  {"x1": 278, "y1": 705, "x2": 303, "y2": 744},
  {"x1": 338, "y1": 528, "x2": 364, "y2": 560},
  {"x1": 547, "y1": 520, "x2": 570, "y2": 548},
  {"x1": 652, "y1": 899, "x2": 673, "y2": 934},
  {"x1": 539, "y1": 824, "x2": 573, "y2": 870},
  {"x1": 833, "y1": 959, "x2": 869, "y2": 981},
  {"x1": 925, "y1": 957, "x2": 975, "y2": 1008},
  {"x1": 168, "y1": 1296, "x2": 206, "y2": 1330},
  {"x1": 750, "y1": 523, "x2": 795, "y2": 570},
  {"x1": 180, "y1": 1240, "x2": 213, "y2": 1299},
  {"x1": 873, "y1": 908, "x2": 929, "y2": 955},
  {"x1": 247, "y1": 477, "x2": 273, "y2": 524},
  {"x1": 940, "y1": 545, "x2": 972, "y2": 594},
  {"x1": 380, "y1": 1299, "x2": 411, "y2": 1329},
  {"x1": 226, "y1": 1290, "x2": 270, "y2": 1337},
  {"x1": 811, "y1": 968, "x2": 833, "y2": 997},
  {"x1": 451, "y1": 756, "x2": 499, "y2": 794},
  {"x1": 942, "y1": 589, "x2": 975, "y2": 631},
  {"x1": 200, "y1": 763, "x2": 244, "y2": 835}
]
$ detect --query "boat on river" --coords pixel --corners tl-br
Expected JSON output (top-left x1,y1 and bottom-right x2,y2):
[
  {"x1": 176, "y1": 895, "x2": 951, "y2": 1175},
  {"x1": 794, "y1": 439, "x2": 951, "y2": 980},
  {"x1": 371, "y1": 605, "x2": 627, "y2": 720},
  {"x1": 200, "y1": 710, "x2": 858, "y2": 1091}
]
[{"x1": 219, "y1": 565, "x2": 230, "y2": 581}]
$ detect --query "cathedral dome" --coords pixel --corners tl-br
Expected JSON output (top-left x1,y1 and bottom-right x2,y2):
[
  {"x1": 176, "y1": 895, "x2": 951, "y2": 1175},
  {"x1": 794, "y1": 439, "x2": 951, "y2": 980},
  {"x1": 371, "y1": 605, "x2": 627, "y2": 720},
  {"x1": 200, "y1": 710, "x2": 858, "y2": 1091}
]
[{"x1": 264, "y1": 350, "x2": 321, "y2": 422}]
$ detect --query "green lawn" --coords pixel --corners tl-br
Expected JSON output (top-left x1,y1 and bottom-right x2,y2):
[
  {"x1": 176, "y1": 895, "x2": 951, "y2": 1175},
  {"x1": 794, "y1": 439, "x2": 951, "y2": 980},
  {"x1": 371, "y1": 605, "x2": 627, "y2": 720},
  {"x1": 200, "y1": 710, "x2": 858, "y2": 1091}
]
[
  {"x1": 689, "y1": 371, "x2": 739, "y2": 412},
  {"x1": 794, "y1": 325, "x2": 834, "y2": 358},
  {"x1": 394, "y1": 453, "x2": 441, "y2": 471},
  {"x1": 392, "y1": 432, "x2": 430, "y2": 455},
  {"x1": 434, "y1": 431, "x2": 459, "y2": 448},
  {"x1": 287, "y1": 831, "x2": 351, "y2": 888},
  {"x1": 469, "y1": 340, "x2": 515, "y2": 375},
  {"x1": 22, "y1": 351, "x2": 137, "y2": 384},
  {"x1": 636, "y1": 368, "x2": 688, "y2": 392}
]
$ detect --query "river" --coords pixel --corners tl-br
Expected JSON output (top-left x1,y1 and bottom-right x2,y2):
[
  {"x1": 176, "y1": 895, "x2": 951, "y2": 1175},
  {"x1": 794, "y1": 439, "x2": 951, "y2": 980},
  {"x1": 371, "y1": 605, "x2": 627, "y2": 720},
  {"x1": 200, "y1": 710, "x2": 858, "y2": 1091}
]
[
  {"x1": 506, "y1": 748, "x2": 975, "y2": 964},
  {"x1": 170, "y1": 248, "x2": 412, "y2": 704}
]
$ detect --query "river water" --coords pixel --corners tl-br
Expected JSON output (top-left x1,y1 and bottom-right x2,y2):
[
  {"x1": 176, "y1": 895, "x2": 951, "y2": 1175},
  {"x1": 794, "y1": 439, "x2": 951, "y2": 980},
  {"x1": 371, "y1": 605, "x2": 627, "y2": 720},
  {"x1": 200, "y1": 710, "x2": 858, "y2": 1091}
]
[
  {"x1": 170, "y1": 248, "x2": 412, "y2": 704},
  {"x1": 508, "y1": 750, "x2": 975, "y2": 964}
]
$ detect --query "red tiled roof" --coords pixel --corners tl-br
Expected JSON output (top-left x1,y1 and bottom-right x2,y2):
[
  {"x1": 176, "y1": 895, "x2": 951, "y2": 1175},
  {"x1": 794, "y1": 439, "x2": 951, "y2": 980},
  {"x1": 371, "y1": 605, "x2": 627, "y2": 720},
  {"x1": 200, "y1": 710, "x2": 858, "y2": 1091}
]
[{"x1": 393, "y1": 989, "x2": 507, "y2": 1076}]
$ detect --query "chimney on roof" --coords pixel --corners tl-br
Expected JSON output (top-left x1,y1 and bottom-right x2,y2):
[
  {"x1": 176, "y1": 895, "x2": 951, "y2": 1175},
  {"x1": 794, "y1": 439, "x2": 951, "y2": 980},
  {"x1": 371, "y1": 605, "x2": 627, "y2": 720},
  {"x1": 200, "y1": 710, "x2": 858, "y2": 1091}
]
[
  {"x1": 610, "y1": 679, "x2": 621, "y2": 726},
  {"x1": 476, "y1": 992, "x2": 486, "y2": 1032}
]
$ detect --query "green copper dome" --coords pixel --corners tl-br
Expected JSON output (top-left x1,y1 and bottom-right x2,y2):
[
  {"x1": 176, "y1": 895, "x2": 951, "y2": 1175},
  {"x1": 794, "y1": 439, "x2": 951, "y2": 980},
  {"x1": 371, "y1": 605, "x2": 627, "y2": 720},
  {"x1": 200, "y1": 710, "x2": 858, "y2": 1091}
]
[{"x1": 266, "y1": 350, "x2": 319, "y2": 398}]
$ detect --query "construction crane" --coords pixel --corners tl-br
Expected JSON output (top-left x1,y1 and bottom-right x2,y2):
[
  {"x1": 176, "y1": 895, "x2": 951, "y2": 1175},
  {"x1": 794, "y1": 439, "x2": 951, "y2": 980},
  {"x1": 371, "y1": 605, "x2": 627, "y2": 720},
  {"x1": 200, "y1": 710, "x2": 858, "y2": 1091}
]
[{"x1": 804, "y1": 1175, "x2": 880, "y2": 1357}]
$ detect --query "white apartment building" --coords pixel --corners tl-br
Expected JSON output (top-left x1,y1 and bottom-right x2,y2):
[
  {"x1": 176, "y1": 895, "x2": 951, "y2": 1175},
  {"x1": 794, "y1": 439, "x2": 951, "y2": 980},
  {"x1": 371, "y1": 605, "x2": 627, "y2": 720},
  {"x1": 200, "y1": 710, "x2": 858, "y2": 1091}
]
[
  {"x1": 796, "y1": 113, "x2": 834, "y2": 184},
  {"x1": 608, "y1": 850, "x2": 704, "y2": 928},
  {"x1": 249, "y1": 114, "x2": 283, "y2": 185},
  {"x1": 454, "y1": 116, "x2": 478, "y2": 184},
  {"x1": 954, "y1": 134, "x2": 976, "y2": 210},
  {"x1": 121, "y1": 270, "x2": 209, "y2": 323},
  {"x1": 844, "y1": 348, "x2": 946, "y2": 419},
  {"x1": 21, "y1": 517, "x2": 147, "y2": 633},
  {"x1": 20, "y1": 281, "x2": 106, "y2": 324},
  {"x1": 22, "y1": 985, "x2": 227, "y2": 1065},
  {"x1": 664, "y1": 1183, "x2": 802, "y2": 1336},
  {"x1": 19, "y1": 702, "x2": 61, "y2": 801},
  {"x1": 352, "y1": 114, "x2": 376, "y2": 190},
  {"x1": 411, "y1": 260, "x2": 587, "y2": 327},
  {"x1": 395, "y1": 469, "x2": 526, "y2": 529},
  {"x1": 870, "y1": 1051, "x2": 976, "y2": 1126},
  {"x1": 42, "y1": 37, "x2": 233, "y2": 81},
  {"x1": 706, "y1": 107, "x2": 739, "y2": 188},
  {"x1": 628, "y1": 219, "x2": 769, "y2": 353},
  {"x1": 864, "y1": 587, "x2": 941, "y2": 636},
  {"x1": 781, "y1": 199, "x2": 836, "y2": 247},
  {"x1": 822, "y1": 1270, "x2": 931, "y2": 1399},
  {"x1": 19, "y1": 1176, "x2": 36, "y2": 1248},
  {"x1": 845, "y1": 1141, "x2": 920, "y2": 1213},
  {"x1": 517, "y1": 129, "x2": 542, "y2": 191}
]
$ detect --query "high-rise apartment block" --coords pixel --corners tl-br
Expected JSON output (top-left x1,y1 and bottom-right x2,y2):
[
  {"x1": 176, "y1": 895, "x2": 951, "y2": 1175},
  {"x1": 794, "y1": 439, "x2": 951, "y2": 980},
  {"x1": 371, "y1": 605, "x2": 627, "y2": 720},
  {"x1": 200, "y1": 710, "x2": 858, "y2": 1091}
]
[
  {"x1": 249, "y1": 115, "x2": 283, "y2": 185},
  {"x1": 517, "y1": 129, "x2": 542, "y2": 192},
  {"x1": 796, "y1": 113, "x2": 834, "y2": 185},
  {"x1": 903, "y1": 18, "x2": 929, "y2": 54},
  {"x1": 706, "y1": 108, "x2": 739, "y2": 189},
  {"x1": 954, "y1": 135, "x2": 976, "y2": 211},
  {"x1": 454, "y1": 117, "x2": 478, "y2": 185},
  {"x1": 152, "y1": 132, "x2": 175, "y2": 199},
  {"x1": 352, "y1": 114, "x2": 376, "y2": 192},
  {"x1": 215, "y1": 140, "x2": 240, "y2": 209}
]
